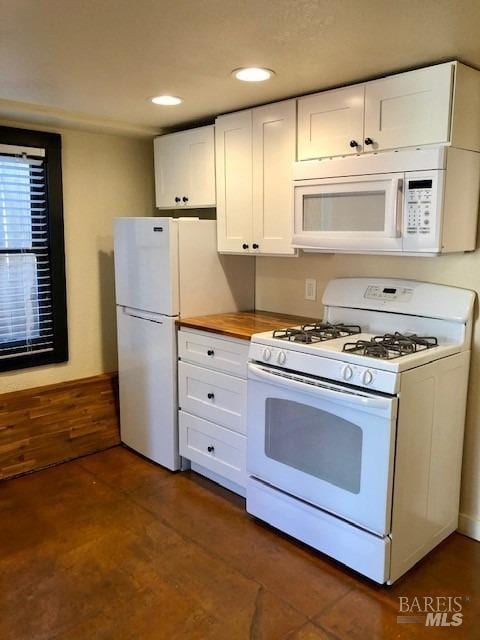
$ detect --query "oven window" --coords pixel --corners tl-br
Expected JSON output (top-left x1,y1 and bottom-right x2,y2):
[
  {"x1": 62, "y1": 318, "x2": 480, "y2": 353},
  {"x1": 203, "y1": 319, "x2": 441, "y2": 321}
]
[
  {"x1": 265, "y1": 399, "x2": 362, "y2": 494},
  {"x1": 303, "y1": 190, "x2": 386, "y2": 232}
]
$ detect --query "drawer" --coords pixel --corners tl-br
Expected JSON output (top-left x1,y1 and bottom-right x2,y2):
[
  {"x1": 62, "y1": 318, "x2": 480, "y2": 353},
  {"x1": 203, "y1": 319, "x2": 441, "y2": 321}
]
[
  {"x1": 178, "y1": 361, "x2": 247, "y2": 434},
  {"x1": 178, "y1": 329, "x2": 249, "y2": 378},
  {"x1": 179, "y1": 411, "x2": 246, "y2": 487}
]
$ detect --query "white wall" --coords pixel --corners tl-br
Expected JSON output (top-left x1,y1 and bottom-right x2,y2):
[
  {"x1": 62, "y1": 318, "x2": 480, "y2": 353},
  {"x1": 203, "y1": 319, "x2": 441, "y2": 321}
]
[
  {"x1": 0, "y1": 121, "x2": 155, "y2": 394},
  {"x1": 256, "y1": 250, "x2": 480, "y2": 540}
]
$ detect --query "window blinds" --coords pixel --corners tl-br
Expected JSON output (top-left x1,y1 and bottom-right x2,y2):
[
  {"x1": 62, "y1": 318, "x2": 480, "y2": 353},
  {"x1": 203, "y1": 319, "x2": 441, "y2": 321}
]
[{"x1": 0, "y1": 150, "x2": 54, "y2": 360}]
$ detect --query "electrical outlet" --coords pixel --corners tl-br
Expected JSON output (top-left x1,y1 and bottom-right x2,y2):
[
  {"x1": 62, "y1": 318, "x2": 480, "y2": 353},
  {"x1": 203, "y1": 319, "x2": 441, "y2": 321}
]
[{"x1": 305, "y1": 278, "x2": 317, "y2": 301}]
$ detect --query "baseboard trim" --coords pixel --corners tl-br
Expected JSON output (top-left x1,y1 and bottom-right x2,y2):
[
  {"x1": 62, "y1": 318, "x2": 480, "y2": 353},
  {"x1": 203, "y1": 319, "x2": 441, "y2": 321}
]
[
  {"x1": 0, "y1": 372, "x2": 120, "y2": 481},
  {"x1": 458, "y1": 513, "x2": 480, "y2": 541}
]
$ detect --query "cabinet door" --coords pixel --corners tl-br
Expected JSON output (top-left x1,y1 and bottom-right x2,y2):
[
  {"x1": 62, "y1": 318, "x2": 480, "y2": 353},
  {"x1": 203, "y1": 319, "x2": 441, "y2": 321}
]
[
  {"x1": 215, "y1": 111, "x2": 253, "y2": 253},
  {"x1": 183, "y1": 125, "x2": 216, "y2": 207},
  {"x1": 154, "y1": 133, "x2": 185, "y2": 208},
  {"x1": 364, "y1": 63, "x2": 454, "y2": 152},
  {"x1": 252, "y1": 100, "x2": 297, "y2": 255},
  {"x1": 297, "y1": 85, "x2": 365, "y2": 160}
]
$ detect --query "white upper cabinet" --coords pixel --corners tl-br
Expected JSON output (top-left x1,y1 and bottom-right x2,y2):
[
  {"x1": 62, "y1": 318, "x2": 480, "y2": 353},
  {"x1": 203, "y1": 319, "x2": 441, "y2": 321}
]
[
  {"x1": 154, "y1": 125, "x2": 216, "y2": 208},
  {"x1": 364, "y1": 64, "x2": 453, "y2": 151},
  {"x1": 298, "y1": 86, "x2": 365, "y2": 159},
  {"x1": 216, "y1": 101, "x2": 297, "y2": 255},
  {"x1": 215, "y1": 110, "x2": 253, "y2": 253},
  {"x1": 154, "y1": 133, "x2": 185, "y2": 207},
  {"x1": 298, "y1": 62, "x2": 480, "y2": 160},
  {"x1": 252, "y1": 100, "x2": 297, "y2": 255}
]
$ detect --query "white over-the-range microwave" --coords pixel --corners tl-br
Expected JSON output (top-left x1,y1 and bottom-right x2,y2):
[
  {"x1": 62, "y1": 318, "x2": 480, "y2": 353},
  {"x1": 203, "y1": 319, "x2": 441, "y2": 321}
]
[{"x1": 293, "y1": 146, "x2": 480, "y2": 255}]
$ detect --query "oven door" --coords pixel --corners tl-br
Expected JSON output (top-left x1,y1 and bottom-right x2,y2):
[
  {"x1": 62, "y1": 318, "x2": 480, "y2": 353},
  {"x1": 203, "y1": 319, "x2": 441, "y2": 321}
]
[
  {"x1": 292, "y1": 173, "x2": 404, "y2": 252},
  {"x1": 247, "y1": 363, "x2": 398, "y2": 535}
]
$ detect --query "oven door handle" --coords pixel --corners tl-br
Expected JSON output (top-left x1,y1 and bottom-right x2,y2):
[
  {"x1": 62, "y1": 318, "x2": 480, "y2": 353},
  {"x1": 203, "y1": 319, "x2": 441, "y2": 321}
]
[{"x1": 247, "y1": 363, "x2": 395, "y2": 414}]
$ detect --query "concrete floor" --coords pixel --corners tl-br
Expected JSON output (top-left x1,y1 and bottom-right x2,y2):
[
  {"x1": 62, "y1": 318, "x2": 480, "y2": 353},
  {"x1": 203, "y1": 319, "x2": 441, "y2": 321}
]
[{"x1": 1, "y1": 446, "x2": 479, "y2": 639}]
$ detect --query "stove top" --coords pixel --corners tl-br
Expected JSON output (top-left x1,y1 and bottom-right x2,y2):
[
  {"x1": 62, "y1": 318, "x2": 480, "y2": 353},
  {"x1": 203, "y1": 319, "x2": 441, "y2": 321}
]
[
  {"x1": 272, "y1": 322, "x2": 361, "y2": 344},
  {"x1": 248, "y1": 279, "x2": 473, "y2": 389},
  {"x1": 342, "y1": 332, "x2": 439, "y2": 360},
  {"x1": 249, "y1": 323, "x2": 458, "y2": 376}
]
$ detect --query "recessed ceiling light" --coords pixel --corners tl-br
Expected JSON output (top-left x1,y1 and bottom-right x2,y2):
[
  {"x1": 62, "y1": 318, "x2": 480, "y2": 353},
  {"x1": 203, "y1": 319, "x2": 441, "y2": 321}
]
[
  {"x1": 232, "y1": 67, "x2": 275, "y2": 82},
  {"x1": 151, "y1": 95, "x2": 183, "y2": 106}
]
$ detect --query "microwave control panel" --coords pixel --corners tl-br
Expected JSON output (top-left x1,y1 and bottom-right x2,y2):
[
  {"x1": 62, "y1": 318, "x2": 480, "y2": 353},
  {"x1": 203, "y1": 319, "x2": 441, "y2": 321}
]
[{"x1": 406, "y1": 178, "x2": 434, "y2": 236}]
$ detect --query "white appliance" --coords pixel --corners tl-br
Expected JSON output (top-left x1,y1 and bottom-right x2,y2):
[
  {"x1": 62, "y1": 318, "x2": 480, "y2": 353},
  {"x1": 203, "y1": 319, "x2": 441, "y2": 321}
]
[
  {"x1": 246, "y1": 278, "x2": 474, "y2": 583},
  {"x1": 114, "y1": 217, "x2": 254, "y2": 470},
  {"x1": 293, "y1": 146, "x2": 480, "y2": 255}
]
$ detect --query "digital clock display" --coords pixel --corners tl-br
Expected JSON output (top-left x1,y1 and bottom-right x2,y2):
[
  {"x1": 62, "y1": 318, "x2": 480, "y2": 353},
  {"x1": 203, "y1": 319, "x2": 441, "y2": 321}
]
[{"x1": 408, "y1": 179, "x2": 433, "y2": 190}]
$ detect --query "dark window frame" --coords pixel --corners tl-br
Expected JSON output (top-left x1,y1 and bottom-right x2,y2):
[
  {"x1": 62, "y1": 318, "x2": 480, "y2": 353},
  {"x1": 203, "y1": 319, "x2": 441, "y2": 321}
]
[{"x1": 0, "y1": 126, "x2": 68, "y2": 372}]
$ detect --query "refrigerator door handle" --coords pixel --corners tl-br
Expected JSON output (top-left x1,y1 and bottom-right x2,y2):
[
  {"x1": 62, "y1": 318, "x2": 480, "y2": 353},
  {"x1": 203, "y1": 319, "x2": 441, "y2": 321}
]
[{"x1": 121, "y1": 306, "x2": 165, "y2": 324}]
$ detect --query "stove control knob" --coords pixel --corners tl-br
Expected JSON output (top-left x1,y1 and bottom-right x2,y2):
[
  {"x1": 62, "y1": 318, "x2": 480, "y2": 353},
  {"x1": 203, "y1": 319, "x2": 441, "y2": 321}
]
[
  {"x1": 362, "y1": 370, "x2": 373, "y2": 385},
  {"x1": 263, "y1": 348, "x2": 272, "y2": 361},
  {"x1": 342, "y1": 365, "x2": 353, "y2": 381},
  {"x1": 277, "y1": 351, "x2": 287, "y2": 365}
]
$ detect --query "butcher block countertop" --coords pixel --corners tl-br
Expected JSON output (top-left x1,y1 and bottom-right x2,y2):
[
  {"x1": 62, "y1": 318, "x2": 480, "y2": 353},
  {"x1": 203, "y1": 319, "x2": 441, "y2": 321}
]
[{"x1": 176, "y1": 310, "x2": 316, "y2": 341}]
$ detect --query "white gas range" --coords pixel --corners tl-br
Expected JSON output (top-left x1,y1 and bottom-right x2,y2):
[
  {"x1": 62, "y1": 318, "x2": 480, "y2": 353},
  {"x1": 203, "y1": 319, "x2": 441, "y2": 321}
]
[{"x1": 246, "y1": 278, "x2": 474, "y2": 584}]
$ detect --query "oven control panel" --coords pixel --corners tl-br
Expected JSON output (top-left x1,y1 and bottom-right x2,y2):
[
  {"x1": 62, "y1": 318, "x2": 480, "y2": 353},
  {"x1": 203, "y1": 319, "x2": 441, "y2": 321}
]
[
  {"x1": 364, "y1": 285, "x2": 413, "y2": 302},
  {"x1": 248, "y1": 342, "x2": 399, "y2": 395}
]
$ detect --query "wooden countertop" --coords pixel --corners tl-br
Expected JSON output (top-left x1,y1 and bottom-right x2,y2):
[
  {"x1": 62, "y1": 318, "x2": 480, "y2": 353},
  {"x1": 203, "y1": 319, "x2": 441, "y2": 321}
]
[{"x1": 177, "y1": 310, "x2": 316, "y2": 341}]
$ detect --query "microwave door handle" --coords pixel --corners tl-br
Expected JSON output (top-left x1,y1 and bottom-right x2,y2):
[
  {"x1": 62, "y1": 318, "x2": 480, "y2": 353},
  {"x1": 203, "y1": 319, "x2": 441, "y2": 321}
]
[
  {"x1": 248, "y1": 363, "x2": 393, "y2": 413},
  {"x1": 388, "y1": 177, "x2": 403, "y2": 238}
]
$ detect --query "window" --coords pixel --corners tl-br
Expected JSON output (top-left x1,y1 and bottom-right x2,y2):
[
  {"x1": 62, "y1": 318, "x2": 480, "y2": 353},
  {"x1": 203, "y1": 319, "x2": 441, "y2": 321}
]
[{"x1": 0, "y1": 126, "x2": 67, "y2": 372}]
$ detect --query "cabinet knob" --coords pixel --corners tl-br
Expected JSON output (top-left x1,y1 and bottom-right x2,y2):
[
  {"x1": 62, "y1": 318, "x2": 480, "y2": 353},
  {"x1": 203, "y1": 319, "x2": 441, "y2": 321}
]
[
  {"x1": 242, "y1": 243, "x2": 249, "y2": 250},
  {"x1": 252, "y1": 243, "x2": 259, "y2": 249},
  {"x1": 175, "y1": 196, "x2": 181, "y2": 203},
  {"x1": 364, "y1": 137, "x2": 374, "y2": 146},
  {"x1": 207, "y1": 445, "x2": 215, "y2": 453},
  {"x1": 207, "y1": 349, "x2": 214, "y2": 356},
  {"x1": 182, "y1": 196, "x2": 189, "y2": 203},
  {"x1": 349, "y1": 140, "x2": 359, "y2": 148},
  {"x1": 207, "y1": 392, "x2": 215, "y2": 400}
]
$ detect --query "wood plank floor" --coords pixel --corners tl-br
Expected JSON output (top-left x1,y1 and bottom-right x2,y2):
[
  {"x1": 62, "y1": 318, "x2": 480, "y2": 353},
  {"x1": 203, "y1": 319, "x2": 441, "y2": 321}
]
[{"x1": 1, "y1": 446, "x2": 479, "y2": 640}]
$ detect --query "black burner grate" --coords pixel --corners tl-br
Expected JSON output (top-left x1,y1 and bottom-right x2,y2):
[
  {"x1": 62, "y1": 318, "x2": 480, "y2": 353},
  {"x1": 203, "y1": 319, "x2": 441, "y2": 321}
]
[
  {"x1": 273, "y1": 323, "x2": 362, "y2": 344},
  {"x1": 342, "y1": 332, "x2": 439, "y2": 360}
]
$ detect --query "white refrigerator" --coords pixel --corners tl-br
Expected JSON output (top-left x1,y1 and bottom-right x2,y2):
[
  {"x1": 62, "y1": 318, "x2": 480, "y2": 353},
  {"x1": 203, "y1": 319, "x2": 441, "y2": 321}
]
[{"x1": 114, "y1": 217, "x2": 254, "y2": 470}]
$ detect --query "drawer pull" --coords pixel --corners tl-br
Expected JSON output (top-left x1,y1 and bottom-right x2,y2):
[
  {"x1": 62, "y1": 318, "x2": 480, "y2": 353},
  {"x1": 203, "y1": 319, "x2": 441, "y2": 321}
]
[
  {"x1": 207, "y1": 445, "x2": 215, "y2": 453},
  {"x1": 207, "y1": 392, "x2": 215, "y2": 400},
  {"x1": 207, "y1": 349, "x2": 215, "y2": 356}
]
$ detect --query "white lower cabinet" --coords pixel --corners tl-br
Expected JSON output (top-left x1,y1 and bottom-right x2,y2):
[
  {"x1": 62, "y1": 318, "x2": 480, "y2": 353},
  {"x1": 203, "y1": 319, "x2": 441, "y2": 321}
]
[
  {"x1": 178, "y1": 361, "x2": 247, "y2": 434},
  {"x1": 178, "y1": 329, "x2": 249, "y2": 377},
  {"x1": 178, "y1": 328, "x2": 248, "y2": 495},
  {"x1": 179, "y1": 412, "x2": 246, "y2": 488}
]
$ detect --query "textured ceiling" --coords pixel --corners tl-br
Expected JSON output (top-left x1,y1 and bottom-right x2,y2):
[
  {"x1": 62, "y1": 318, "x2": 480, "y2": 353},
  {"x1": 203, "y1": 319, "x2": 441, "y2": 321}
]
[{"x1": 1, "y1": 0, "x2": 479, "y2": 135}]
